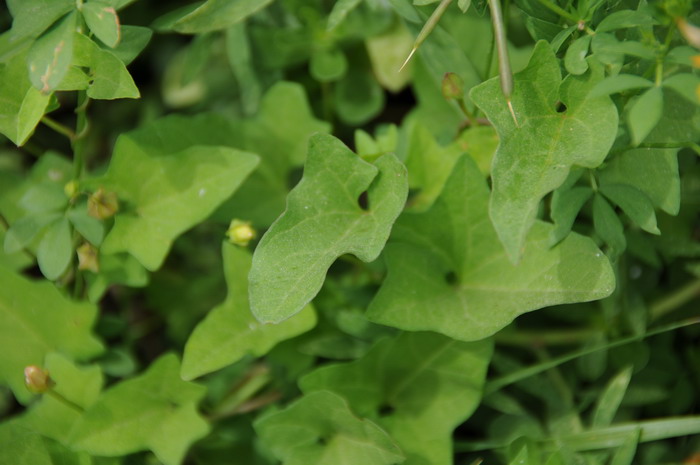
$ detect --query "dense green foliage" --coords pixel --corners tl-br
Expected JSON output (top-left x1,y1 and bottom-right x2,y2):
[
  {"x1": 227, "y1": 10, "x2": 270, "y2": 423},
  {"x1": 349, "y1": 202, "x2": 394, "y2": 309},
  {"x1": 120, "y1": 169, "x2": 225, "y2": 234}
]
[{"x1": 1, "y1": 0, "x2": 700, "y2": 464}]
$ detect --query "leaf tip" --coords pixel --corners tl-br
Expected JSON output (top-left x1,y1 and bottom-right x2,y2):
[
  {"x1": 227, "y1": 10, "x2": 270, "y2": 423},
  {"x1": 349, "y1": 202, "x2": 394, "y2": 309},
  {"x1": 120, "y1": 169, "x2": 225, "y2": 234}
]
[{"x1": 399, "y1": 47, "x2": 416, "y2": 73}]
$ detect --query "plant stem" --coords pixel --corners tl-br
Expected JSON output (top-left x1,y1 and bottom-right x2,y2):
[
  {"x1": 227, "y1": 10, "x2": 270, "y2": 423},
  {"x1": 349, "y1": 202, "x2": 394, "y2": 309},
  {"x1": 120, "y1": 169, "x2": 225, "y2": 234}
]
[
  {"x1": 650, "y1": 278, "x2": 700, "y2": 321},
  {"x1": 535, "y1": 0, "x2": 579, "y2": 23},
  {"x1": 47, "y1": 388, "x2": 84, "y2": 413},
  {"x1": 73, "y1": 91, "x2": 90, "y2": 180},
  {"x1": 495, "y1": 328, "x2": 599, "y2": 346},
  {"x1": 41, "y1": 116, "x2": 76, "y2": 141}
]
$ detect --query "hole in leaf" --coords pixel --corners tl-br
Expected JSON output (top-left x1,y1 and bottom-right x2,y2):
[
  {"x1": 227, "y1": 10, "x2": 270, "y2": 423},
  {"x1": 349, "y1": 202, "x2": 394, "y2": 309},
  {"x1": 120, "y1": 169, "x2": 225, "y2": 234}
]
[
  {"x1": 317, "y1": 436, "x2": 329, "y2": 446},
  {"x1": 358, "y1": 191, "x2": 369, "y2": 210},
  {"x1": 378, "y1": 404, "x2": 395, "y2": 417},
  {"x1": 445, "y1": 271, "x2": 458, "y2": 285},
  {"x1": 555, "y1": 101, "x2": 567, "y2": 113}
]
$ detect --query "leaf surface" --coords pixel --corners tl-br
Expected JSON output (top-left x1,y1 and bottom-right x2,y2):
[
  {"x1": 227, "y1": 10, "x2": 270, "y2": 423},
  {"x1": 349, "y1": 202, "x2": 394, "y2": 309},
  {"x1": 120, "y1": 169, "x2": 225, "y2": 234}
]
[
  {"x1": 182, "y1": 243, "x2": 316, "y2": 380},
  {"x1": 255, "y1": 390, "x2": 405, "y2": 465},
  {"x1": 69, "y1": 354, "x2": 209, "y2": 465},
  {"x1": 0, "y1": 266, "x2": 103, "y2": 403},
  {"x1": 470, "y1": 41, "x2": 617, "y2": 262},
  {"x1": 82, "y1": 1, "x2": 121, "y2": 48},
  {"x1": 367, "y1": 156, "x2": 614, "y2": 341},
  {"x1": 91, "y1": 115, "x2": 260, "y2": 270},
  {"x1": 249, "y1": 133, "x2": 408, "y2": 323},
  {"x1": 27, "y1": 12, "x2": 76, "y2": 93},
  {"x1": 300, "y1": 332, "x2": 493, "y2": 465}
]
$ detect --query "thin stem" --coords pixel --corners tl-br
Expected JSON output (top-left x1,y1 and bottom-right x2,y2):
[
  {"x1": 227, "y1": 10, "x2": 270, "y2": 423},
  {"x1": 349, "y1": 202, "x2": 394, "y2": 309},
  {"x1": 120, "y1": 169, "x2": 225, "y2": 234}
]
[
  {"x1": 456, "y1": 98, "x2": 479, "y2": 126},
  {"x1": 495, "y1": 328, "x2": 599, "y2": 346},
  {"x1": 46, "y1": 389, "x2": 84, "y2": 413},
  {"x1": 73, "y1": 91, "x2": 90, "y2": 180},
  {"x1": 650, "y1": 278, "x2": 700, "y2": 321},
  {"x1": 535, "y1": 0, "x2": 579, "y2": 23},
  {"x1": 41, "y1": 116, "x2": 76, "y2": 141}
]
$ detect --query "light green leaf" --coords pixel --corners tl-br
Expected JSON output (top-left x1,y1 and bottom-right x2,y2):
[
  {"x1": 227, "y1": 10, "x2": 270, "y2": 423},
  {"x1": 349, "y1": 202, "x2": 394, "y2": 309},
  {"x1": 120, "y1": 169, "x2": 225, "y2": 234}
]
[
  {"x1": 458, "y1": 0, "x2": 472, "y2": 12},
  {"x1": 67, "y1": 204, "x2": 105, "y2": 245},
  {"x1": 471, "y1": 41, "x2": 617, "y2": 262},
  {"x1": 366, "y1": 156, "x2": 614, "y2": 341},
  {"x1": 255, "y1": 390, "x2": 405, "y2": 465},
  {"x1": 300, "y1": 332, "x2": 492, "y2": 465},
  {"x1": 365, "y1": 20, "x2": 413, "y2": 92},
  {"x1": 0, "y1": 53, "x2": 51, "y2": 146},
  {"x1": 225, "y1": 23, "x2": 261, "y2": 115},
  {"x1": 564, "y1": 35, "x2": 591, "y2": 75},
  {"x1": 592, "y1": 194, "x2": 626, "y2": 258},
  {"x1": 37, "y1": 217, "x2": 72, "y2": 280},
  {"x1": 589, "y1": 74, "x2": 654, "y2": 98},
  {"x1": 85, "y1": 253, "x2": 148, "y2": 303},
  {"x1": 159, "y1": 0, "x2": 275, "y2": 34},
  {"x1": 550, "y1": 186, "x2": 593, "y2": 245},
  {"x1": 27, "y1": 12, "x2": 76, "y2": 93},
  {"x1": 0, "y1": 222, "x2": 32, "y2": 270},
  {"x1": 182, "y1": 243, "x2": 316, "y2": 380},
  {"x1": 0, "y1": 422, "x2": 54, "y2": 465},
  {"x1": 596, "y1": 10, "x2": 657, "y2": 33},
  {"x1": 6, "y1": 0, "x2": 74, "y2": 42},
  {"x1": 663, "y1": 73, "x2": 700, "y2": 106},
  {"x1": 91, "y1": 114, "x2": 259, "y2": 270},
  {"x1": 628, "y1": 86, "x2": 663, "y2": 146},
  {"x1": 82, "y1": 1, "x2": 121, "y2": 48},
  {"x1": 4, "y1": 212, "x2": 62, "y2": 254},
  {"x1": 592, "y1": 366, "x2": 633, "y2": 428},
  {"x1": 0, "y1": 265, "x2": 103, "y2": 403},
  {"x1": 328, "y1": 0, "x2": 364, "y2": 31},
  {"x1": 310, "y1": 48, "x2": 348, "y2": 83},
  {"x1": 599, "y1": 184, "x2": 660, "y2": 235},
  {"x1": 69, "y1": 354, "x2": 209, "y2": 465},
  {"x1": 249, "y1": 133, "x2": 408, "y2": 324},
  {"x1": 610, "y1": 429, "x2": 640, "y2": 465},
  {"x1": 108, "y1": 25, "x2": 152, "y2": 65}
]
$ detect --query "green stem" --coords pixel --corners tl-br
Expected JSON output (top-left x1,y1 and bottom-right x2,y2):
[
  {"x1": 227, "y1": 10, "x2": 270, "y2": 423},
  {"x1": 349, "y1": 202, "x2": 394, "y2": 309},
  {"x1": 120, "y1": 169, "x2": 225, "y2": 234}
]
[
  {"x1": 47, "y1": 388, "x2": 84, "y2": 413},
  {"x1": 534, "y1": 0, "x2": 579, "y2": 24},
  {"x1": 73, "y1": 91, "x2": 90, "y2": 180},
  {"x1": 495, "y1": 328, "x2": 599, "y2": 346},
  {"x1": 456, "y1": 98, "x2": 479, "y2": 126},
  {"x1": 41, "y1": 116, "x2": 76, "y2": 141},
  {"x1": 650, "y1": 278, "x2": 700, "y2": 321},
  {"x1": 401, "y1": 0, "x2": 453, "y2": 70}
]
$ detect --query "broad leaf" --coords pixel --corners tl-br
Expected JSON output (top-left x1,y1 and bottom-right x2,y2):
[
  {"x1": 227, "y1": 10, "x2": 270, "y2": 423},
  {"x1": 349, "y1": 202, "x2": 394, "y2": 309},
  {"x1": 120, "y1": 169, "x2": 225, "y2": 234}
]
[
  {"x1": 255, "y1": 390, "x2": 405, "y2": 465},
  {"x1": 27, "y1": 12, "x2": 77, "y2": 93},
  {"x1": 108, "y1": 25, "x2": 152, "y2": 65},
  {"x1": 599, "y1": 184, "x2": 660, "y2": 234},
  {"x1": 0, "y1": 266, "x2": 103, "y2": 403},
  {"x1": 627, "y1": 86, "x2": 663, "y2": 146},
  {"x1": 593, "y1": 194, "x2": 626, "y2": 258},
  {"x1": 90, "y1": 114, "x2": 260, "y2": 270},
  {"x1": 470, "y1": 41, "x2": 617, "y2": 262},
  {"x1": 156, "y1": 0, "x2": 275, "y2": 34},
  {"x1": 36, "y1": 217, "x2": 72, "y2": 280},
  {"x1": 249, "y1": 133, "x2": 408, "y2": 323},
  {"x1": 182, "y1": 243, "x2": 316, "y2": 380},
  {"x1": 6, "y1": 0, "x2": 74, "y2": 42},
  {"x1": 0, "y1": 422, "x2": 85, "y2": 465},
  {"x1": 69, "y1": 354, "x2": 209, "y2": 465},
  {"x1": 327, "y1": 0, "x2": 363, "y2": 30},
  {"x1": 564, "y1": 35, "x2": 591, "y2": 75},
  {"x1": 0, "y1": 53, "x2": 51, "y2": 146},
  {"x1": 82, "y1": 1, "x2": 121, "y2": 48},
  {"x1": 589, "y1": 74, "x2": 653, "y2": 98},
  {"x1": 366, "y1": 156, "x2": 615, "y2": 341},
  {"x1": 550, "y1": 185, "x2": 593, "y2": 245},
  {"x1": 72, "y1": 33, "x2": 139, "y2": 100},
  {"x1": 301, "y1": 332, "x2": 493, "y2": 465}
]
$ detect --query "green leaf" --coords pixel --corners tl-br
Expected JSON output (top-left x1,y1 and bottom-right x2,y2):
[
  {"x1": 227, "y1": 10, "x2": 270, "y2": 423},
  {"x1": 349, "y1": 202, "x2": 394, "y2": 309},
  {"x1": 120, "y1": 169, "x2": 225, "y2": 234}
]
[
  {"x1": 470, "y1": 41, "x2": 617, "y2": 262},
  {"x1": 159, "y1": 0, "x2": 275, "y2": 34},
  {"x1": 74, "y1": 34, "x2": 139, "y2": 99},
  {"x1": 458, "y1": 0, "x2": 472, "y2": 12},
  {"x1": 627, "y1": 86, "x2": 663, "y2": 146},
  {"x1": 592, "y1": 366, "x2": 633, "y2": 428},
  {"x1": 589, "y1": 74, "x2": 654, "y2": 98},
  {"x1": 564, "y1": 35, "x2": 591, "y2": 75},
  {"x1": 225, "y1": 23, "x2": 261, "y2": 115},
  {"x1": 0, "y1": 265, "x2": 103, "y2": 403},
  {"x1": 249, "y1": 133, "x2": 408, "y2": 324},
  {"x1": 0, "y1": 223, "x2": 32, "y2": 270},
  {"x1": 37, "y1": 217, "x2": 72, "y2": 280},
  {"x1": 0, "y1": 53, "x2": 52, "y2": 146},
  {"x1": 663, "y1": 73, "x2": 700, "y2": 106},
  {"x1": 27, "y1": 12, "x2": 77, "y2": 93},
  {"x1": 82, "y1": 1, "x2": 121, "y2": 48},
  {"x1": 4, "y1": 212, "x2": 62, "y2": 254},
  {"x1": 300, "y1": 332, "x2": 493, "y2": 465},
  {"x1": 69, "y1": 354, "x2": 209, "y2": 465},
  {"x1": 182, "y1": 243, "x2": 317, "y2": 380},
  {"x1": 335, "y1": 67, "x2": 386, "y2": 125},
  {"x1": 366, "y1": 20, "x2": 413, "y2": 92},
  {"x1": 0, "y1": 422, "x2": 55, "y2": 465},
  {"x1": 310, "y1": 48, "x2": 348, "y2": 83},
  {"x1": 609, "y1": 429, "x2": 640, "y2": 465},
  {"x1": 90, "y1": 114, "x2": 259, "y2": 270},
  {"x1": 592, "y1": 194, "x2": 626, "y2": 258},
  {"x1": 85, "y1": 253, "x2": 148, "y2": 303},
  {"x1": 255, "y1": 390, "x2": 405, "y2": 465},
  {"x1": 599, "y1": 184, "x2": 660, "y2": 235},
  {"x1": 67, "y1": 204, "x2": 105, "y2": 245},
  {"x1": 366, "y1": 156, "x2": 614, "y2": 341},
  {"x1": 6, "y1": 0, "x2": 74, "y2": 43},
  {"x1": 328, "y1": 0, "x2": 363, "y2": 30},
  {"x1": 596, "y1": 10, "x2": 657, "y2": 33},
  {"x1": 550, "y1": 186, "x2": 593, "y2": 246},
  {"x1": 108, "y1": 25, "x2": 152, "y2": 65}
]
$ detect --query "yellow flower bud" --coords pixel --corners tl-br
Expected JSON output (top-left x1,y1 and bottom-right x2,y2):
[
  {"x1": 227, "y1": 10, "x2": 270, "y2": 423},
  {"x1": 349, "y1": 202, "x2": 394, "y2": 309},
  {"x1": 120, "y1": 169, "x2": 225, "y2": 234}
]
[
  {"x1": 77, "y1": 243, "x2": 99, "y2": 273},
  {"x1": 227, "y1": 219, "x2": 256, "y2": 246},
  {"x1": 24, "y1": 365, "x2": 54, "y2": 394},
  {"x1": 88, "y1": 188, "x2": 119, "y2": 220},
  {"x1": 64, "y1": 180, "x2": 79, "y2": 200}
]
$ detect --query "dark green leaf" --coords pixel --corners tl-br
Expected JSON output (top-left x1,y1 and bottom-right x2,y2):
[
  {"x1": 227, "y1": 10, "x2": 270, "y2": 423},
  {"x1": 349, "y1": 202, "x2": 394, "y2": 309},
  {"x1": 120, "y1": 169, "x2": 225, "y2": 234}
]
[
  {"x1": 628, "y1": 86, "x2": 663, "y2": 146},
  {"x1": 225, "y1": 23, "x2": 261, "y2": 115},
  {"x1": 663, "y1": 73, "x2": 700, "y2": 106},
  {"x1": 159, "y1": 0, "x2": 275, "y2": 34},
  {"x1": 67, "y1": 205, "x2": 105, "y2": 245},
  {"x1": 6, "y1": 0, "x2": 74, "y2": 43},
  {"x1": 550, "y1": 186, "x2": 594, "y2": 245},
  {"x1": 592, "y1": 366, "x2": 633, "y2": 428},
  {"x1": 335, "y1": 67, "x2": 386, "y2": 125},
  {"x1": 596, "y1": 10, "x2": 657, "y2": 33},
  {"x1": 82, "y1": 1, "x2": 121, "y2": 48},
  {"x1": 36, "y1": 217, "x2": 72, "y2": 280},
  {"x1": 328, "y1": 0, "x2": 363, "y2": 30},
  {"x1": 4, "y1": 212, "x2": 61, "y2": 254},
  {"x1": 108, "y1": 25, "x2": 152, "y2": 65},
  {"x1": 310, "y1": 48, "x2": 348, "y2": 83},
  {"x1": 599, "y1": 184, "x2": 660, "y2": 234},
  {"x1": 592, "y1": 194, "x2": 626, "y2": 258}
]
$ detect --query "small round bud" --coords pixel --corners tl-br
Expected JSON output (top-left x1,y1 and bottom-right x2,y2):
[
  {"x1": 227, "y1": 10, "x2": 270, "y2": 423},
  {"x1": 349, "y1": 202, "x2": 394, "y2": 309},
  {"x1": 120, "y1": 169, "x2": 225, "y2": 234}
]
[
  {"x1": 227, "y1": 219, "x2": 256, "y2": 246},
  {"x1": 442, "y1": 72, "x2": 465, "y2": 100},
  {"x1": 64, "y1": 180, "x2": 79, "y2": 200},
  {"x1": 88, "y1": 188, "x2": 119, "y2": 220},
  {"x1": 24, "y1": 365, "x2": 54, "y2": 394},
  {"x1": 77, "y1": 242, "x2": 99, "y2": 273}
]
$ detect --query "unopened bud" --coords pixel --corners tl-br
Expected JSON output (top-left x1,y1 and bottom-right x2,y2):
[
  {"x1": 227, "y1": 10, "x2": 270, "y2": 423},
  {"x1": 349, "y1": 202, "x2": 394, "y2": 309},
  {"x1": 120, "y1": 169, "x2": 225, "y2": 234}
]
[
  {"x1": 226, "y1": 219, "x2": 256, "y2": 246},
  {"x1": 24, "y1": 365, "x2": 54, "y2": 394},
  {"x1": 64, "y1": 180, "x2": 79, "y2": 200},
  {"x1": 77, "y1": 243, "x2": 99, "y2": 273},
  {"x1": 88, "y1": 188, "x2": 119, "y2": 220},
  {"x1": 442, "y1": 72, "x2": 465, "y2": 100}
]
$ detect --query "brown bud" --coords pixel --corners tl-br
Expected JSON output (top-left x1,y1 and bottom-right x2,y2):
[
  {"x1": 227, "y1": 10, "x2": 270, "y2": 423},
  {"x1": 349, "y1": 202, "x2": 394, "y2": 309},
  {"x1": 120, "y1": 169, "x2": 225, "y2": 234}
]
[
  {"x1": 24, "y1": 365, "x2": 54, "y2": 394},
  {"x1": 226, "y1": 219, "x2": 256, "y2": 246},
  {"x1": 442, "y1": 72, "x2": 465, "y2": 100},
  {"x1": 678, "y1": 18, "x2": 700, "y2": 49},
  {"x1": 77, "y1": 242, "x2": 99, "y2": 273},
  {"x1": 88, "y1": 188, "x2": 119, "y2": 220}
]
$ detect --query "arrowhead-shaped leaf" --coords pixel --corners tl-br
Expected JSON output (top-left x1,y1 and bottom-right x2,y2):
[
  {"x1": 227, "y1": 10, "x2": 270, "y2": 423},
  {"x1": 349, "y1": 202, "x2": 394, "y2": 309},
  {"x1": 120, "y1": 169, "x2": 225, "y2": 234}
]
[
  {"x1": 470, "y1": 41, "x2": 618, "y2": 262},
  {"x1": 69, "y1": 353, "x2": 209, "y2": 465},
  {"x1": 82, "y1": 1, "x2": 121, "y2": 48},
  {"x1": 249, "y1": 133, "x2": 408, "y2": 323},
  {"x1": 182, "y1": 243, "x2": 316, "y2": 380},
  {"x1": 0, "y1": 266, "x2": 103, "y2": 403},
  {"x1": 367, "y1": 156, "x2": 615, "y2": 341},
  {"x1": 255, "y1": 390, "x2": 405, "y2": 465},
  {"x1": 90, "y1": 115, "x2": 260, "y2": 270},
  {"x1": 300, "y1": 332, "x2": 493, "y2": 465},
  {"x1": 27, "y1": 12, "x2": 76, "y2": 93}
]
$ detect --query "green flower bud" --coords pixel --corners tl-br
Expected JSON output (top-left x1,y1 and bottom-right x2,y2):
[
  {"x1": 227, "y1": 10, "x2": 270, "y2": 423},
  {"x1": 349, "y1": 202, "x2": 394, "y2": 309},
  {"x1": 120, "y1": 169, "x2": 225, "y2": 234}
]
[
  {"x1": 227, "y1": 219, "x2": 256, "y2": 246},
  {"x1": 442, "y1": 72, "x2": 465, "y2": 100}
]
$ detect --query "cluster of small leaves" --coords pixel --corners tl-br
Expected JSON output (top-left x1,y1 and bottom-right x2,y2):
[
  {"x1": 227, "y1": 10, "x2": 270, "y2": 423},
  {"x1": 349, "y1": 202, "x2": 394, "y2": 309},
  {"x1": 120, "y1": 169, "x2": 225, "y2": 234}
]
[{"x1": 1, "y1": 0, "x2": 700, "y2": 464}]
